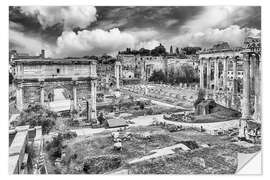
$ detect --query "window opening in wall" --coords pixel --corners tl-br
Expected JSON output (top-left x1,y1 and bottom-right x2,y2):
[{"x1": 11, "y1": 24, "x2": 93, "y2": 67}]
[{"x1": 57, "y1": 68, "x2": 60, "y2": 74}]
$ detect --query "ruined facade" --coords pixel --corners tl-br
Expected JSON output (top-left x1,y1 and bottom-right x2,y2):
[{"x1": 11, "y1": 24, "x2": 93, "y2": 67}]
[
  {"x1": 198, "y1": 38, "x2": 261, "y2": 122},
  {"x1": 13, "y1": 58, "x2": 98, "y2": 120}
]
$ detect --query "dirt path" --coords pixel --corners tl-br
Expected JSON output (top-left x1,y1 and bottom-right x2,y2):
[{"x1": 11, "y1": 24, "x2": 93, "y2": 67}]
[{"x1": 128, "y1": 143, "x2": 190, "y2": 164}]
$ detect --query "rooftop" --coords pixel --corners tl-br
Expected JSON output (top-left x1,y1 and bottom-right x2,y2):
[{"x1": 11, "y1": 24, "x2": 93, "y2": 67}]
[{"x1": 14, "y1": 58, "x2": 97, "y2": 65}]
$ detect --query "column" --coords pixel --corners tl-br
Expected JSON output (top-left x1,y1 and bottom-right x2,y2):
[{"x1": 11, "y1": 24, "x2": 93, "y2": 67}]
[
  {"x1": 73, "y1": 81, "x2": 77, "y2": 110},
  {"x1": 232, "y1": 58, "x2": 238, "y2": 108},
  {"x1": 223, "y1": 58, "x2": 228, "y2": 91},
  {"x1": 90, "y1": 80, "x2": 97, "y2": 121},
  {"x1": 253, "y1": 54, "x2": 261, "y2": 121},
  {"x1": 40, "y1": 81, "x2": 44, "y2": 105},
  {"x1": 214, "y1": 58, "x2": 219, "y2": 91},
  {"x1": 105, "y1": 74, "x2": 109, "y2": 90},
  {"x1": 16, "y1": 82, "x2": 23, "y2": 111},
  {"x1": 206, "y1": 58, "x2": 211, "y2": 89},
  {"x1": 250, "y1": 55, "x2": 255, "y2": 95},
  {"x1": 223, "y1": 58, "x2": 228, "y2": 106},
  {"x1": 199, "y1": 59, "x2": 204, "y2": 89},
  {"x1": 242, "y1": 53, "x2": 251, "y2": 119},
  {"x1": 115, "y1": 61, "x2": 120, "y2": 89}
]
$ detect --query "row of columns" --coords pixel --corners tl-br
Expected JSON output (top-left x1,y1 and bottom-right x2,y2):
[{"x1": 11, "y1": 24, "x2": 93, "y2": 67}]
[
  {"x1": 199, "y1": 57, "x2": 238, "y2": 107},
  {"x1": 199, "y1": 52, "x2": 261, "y2": 122}
]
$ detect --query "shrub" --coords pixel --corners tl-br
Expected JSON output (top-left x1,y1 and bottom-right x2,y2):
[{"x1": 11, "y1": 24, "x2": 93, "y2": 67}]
[
  {"x1": 83, "y1": 155, "x2": 122, "y2": 174},
  {"x1": 18, "y1": 103, "x2": 57, "y2": 134}
]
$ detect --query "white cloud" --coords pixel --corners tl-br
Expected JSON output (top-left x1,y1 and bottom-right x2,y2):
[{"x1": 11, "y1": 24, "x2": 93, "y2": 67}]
[
  {"x1": 126, "y1": 28, "x2": 159, "y2": 42},
  {"x1": 182, "y1": 6, "x2": 256, "y2": 32},
  {"x1": 168, "y1": 25, "x2": 261, "y2": 48},
  {"x1": 21, "y1": 6, "x2": 97, "y2": 30},
  {"x1": 9, "y1": 29, "x2": 53, "y2": 56},
  {"x1": 54, "y1": 28, "x2": 136, "y2": 57},
  {"x1": 135, "y1": 40, "x2": 160, "y2": 50}
]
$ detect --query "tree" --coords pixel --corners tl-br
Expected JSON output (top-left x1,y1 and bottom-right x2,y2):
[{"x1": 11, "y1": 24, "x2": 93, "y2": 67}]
[
  {"x1": 97, "y1": 112, "x2": 106, "y2": 124},
  {"x1": 9, "y1": 72, "x2": 14, "y2": 84},
  {"x1": 181, "y1": 47, "x2": 202, "y2": 55},
  {"x1": 148, "y1": 70, "x2": 166, "y2": 83},
  {"x1": 170, "y1": 46, "x2": 173, "y2": 54},
  {"x1": 18, "y1": 103, "x2": 57, "y2": 134},
  {"x1": 175, "y1": 47, "x2": 180, "y2": 55}
]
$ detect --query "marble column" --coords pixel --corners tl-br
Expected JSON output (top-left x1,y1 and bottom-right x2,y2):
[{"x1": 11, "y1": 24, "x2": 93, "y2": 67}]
[
  {"x1": 223, "y1": 58, "x2": 228, "y2": 106},
  {"x1": 73, "y1": 81, "x2": 77, "y2": 110},
  {"x1": 40, "y1": 81, "x2": 45, "y2": 105},
  {"x1": 115, "y1": 61, "x2": 120, "y2": 89},
  {"x1": 232, "y1": 58, "x2": 238, "y2": 108},
  {"x1": 253, "y1": 54, "x2": 261, "y2": 122},
  {"x1": 250, "y1": 55, "x2": 255, "y2": 96},
  {"x1": 223, "y1": 58, "x2": 228, "y2": 91},
  {"x1": 199, "y1": 59, "x2": 204, "y2": 89},
  {"x1": 242, "y1": 53, "x2": 251, "y2": 119},
  {"x1": 214, "y1": 58, "x2": 219, "y2": 91},
  {"x1": 206, "y1": 58, "x2": 211, "y2": 89},
  {"x1": 16, "y1": 82, "x2": 23, "y2": 111},
  {"x1": 90, "y1": 80, "x2": 97, "y2": 121}
]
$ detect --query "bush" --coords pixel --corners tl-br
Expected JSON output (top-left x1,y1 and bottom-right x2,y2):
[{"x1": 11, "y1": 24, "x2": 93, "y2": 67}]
[
  {"x1": 18, "y1": 103, "x2": 57, "y2": 134},
  {"x1": 46, "y1": 134, "x2": 63, "y2": 161},
  {"x1": 46, "y1": 131, "x2": 77, "y2": 161},
  {"x1": 83, "y1": 155, "x2": 122, "y2": 174}
]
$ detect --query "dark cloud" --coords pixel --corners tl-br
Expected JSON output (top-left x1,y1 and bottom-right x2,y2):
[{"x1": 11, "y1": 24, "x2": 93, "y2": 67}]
[
  {"x1": 9, "y1": 6, "x2": 63, "y2": 44},
  {"x1": 93, "y1": 6, "x2": 204, "y2": 33},
  {"x1": 9, "y1": 6, "x2": 261, "y2": 57},
  {"x1": 235, "y1": 6, "x2": 261, "y2": 29}
]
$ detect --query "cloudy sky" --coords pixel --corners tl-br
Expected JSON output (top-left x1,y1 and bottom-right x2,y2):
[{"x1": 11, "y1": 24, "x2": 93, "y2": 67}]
[{"x1": 9, "y1": 6, "x2": 261, "y2": 58}]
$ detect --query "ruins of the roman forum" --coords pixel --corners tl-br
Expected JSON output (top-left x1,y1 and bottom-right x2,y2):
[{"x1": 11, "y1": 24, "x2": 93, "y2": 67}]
[{"x1": 9, "y1": 6, "x2": 261, "y2": 174}]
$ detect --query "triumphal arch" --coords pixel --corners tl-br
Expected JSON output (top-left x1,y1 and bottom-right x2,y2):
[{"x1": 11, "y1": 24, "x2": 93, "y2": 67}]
[{"x1": 13, "y1": 58, "x2": 98, "y2": 120}]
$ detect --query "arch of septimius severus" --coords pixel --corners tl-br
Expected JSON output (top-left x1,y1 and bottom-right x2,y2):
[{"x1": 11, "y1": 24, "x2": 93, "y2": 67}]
[{"x1": 198, "y1": 37, "x2": 261, "y2": 122}]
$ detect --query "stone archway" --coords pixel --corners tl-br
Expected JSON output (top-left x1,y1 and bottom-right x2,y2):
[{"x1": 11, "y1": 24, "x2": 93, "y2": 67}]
[{"x1": 44, "y1": 82, "x2": 73, "y2": 102}]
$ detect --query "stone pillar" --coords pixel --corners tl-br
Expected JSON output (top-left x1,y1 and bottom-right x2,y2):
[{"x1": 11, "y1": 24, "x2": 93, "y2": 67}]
[
  {"x1": 223, "y1": 58, "x2": 228, "y2": 106},
  {"x1": 16, "y1": 82, "x2": 23, "y2": 111},
  {"x1": 253, "y1": 54, "x2": 261, "y2": 122},
  {"x1": 115, "y1": 61, "x2": 120, "y2": 89},
  {"x1": 73, "y1": 81, "x2": 77, "y2": 110},
  {"x1": 206, "y1": 59, "x2": 211, "y2": 89},
  {"x1": 214, "y1": 58, "x2": 219, "y2": 91},
  {"x1": 250, "y1": 55, "x2": 255, "y2": 95},
  {"x1": 242, "y1": 53, "x2": 251, "y2": 119},
  {"x1": 223, "y1": 58, "x2": 228, "y2": 91},
  {"x1": 232, "y1": 58, "x2": 238, "y2": 108},
  {"x1": 105, "y1": 74, "x2": 109, "y2": 89},
  {"x1": 199, "y1": 59, "x2": 204, "y2": 89},
  {"x1": 90, "y1": 80, "x2": 97, "y2": 121},
  {"x1": 40, "y1": 81, "x2": 44, "y2": 105}
]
